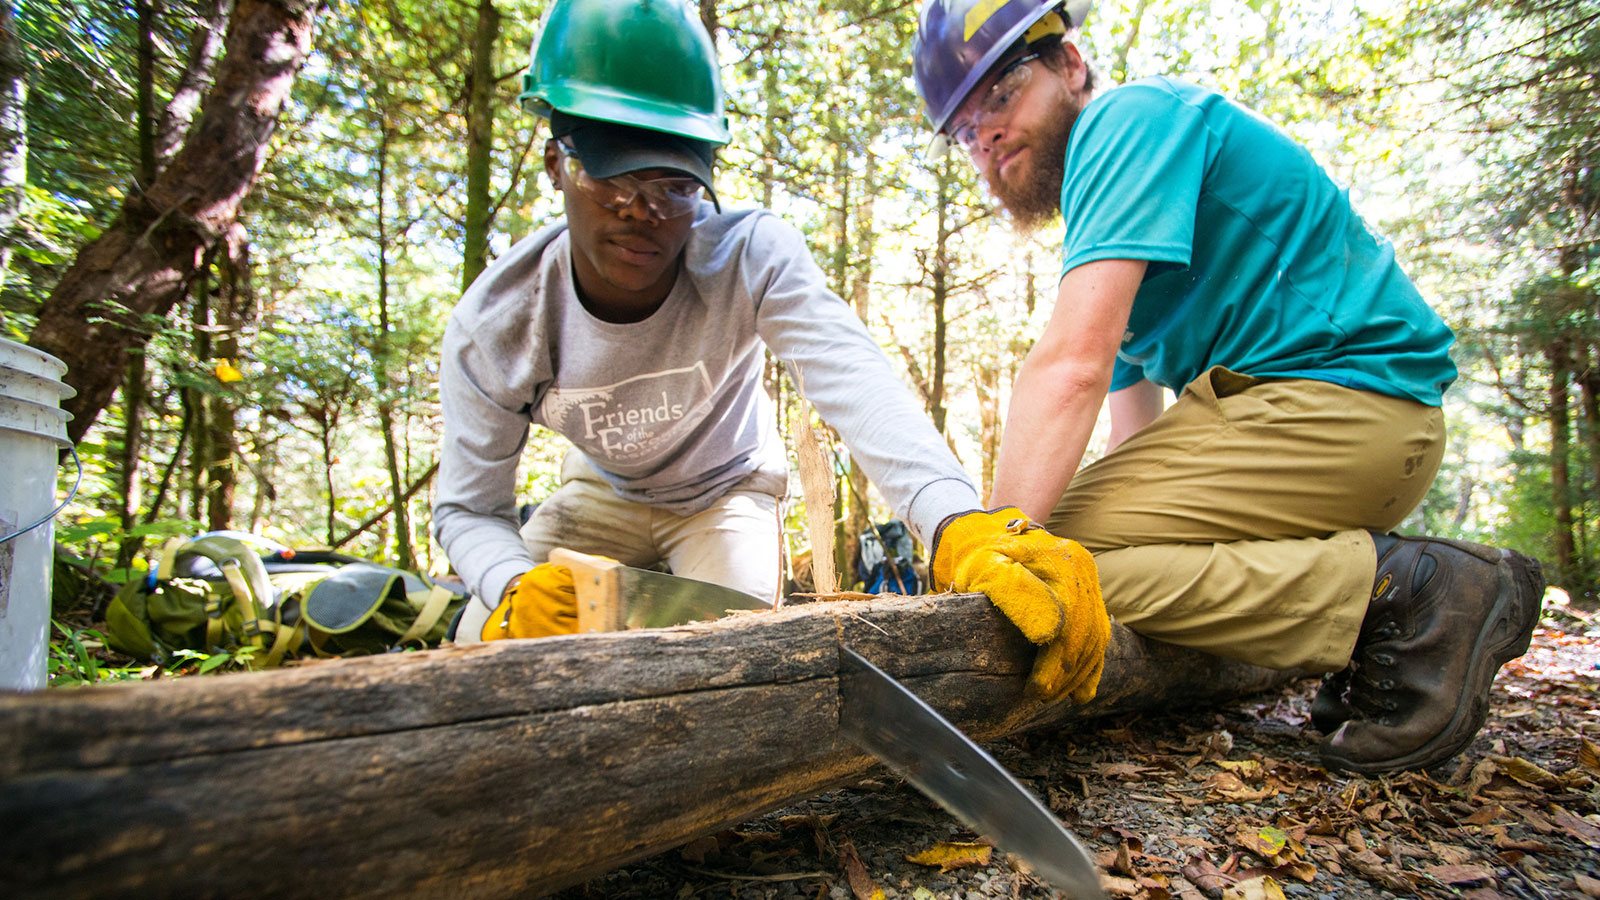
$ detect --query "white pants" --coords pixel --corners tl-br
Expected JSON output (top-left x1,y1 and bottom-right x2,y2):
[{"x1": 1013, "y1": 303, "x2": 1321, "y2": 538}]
[{"x1": 519, "y1": 451, "x2": 784, "y2": 603}]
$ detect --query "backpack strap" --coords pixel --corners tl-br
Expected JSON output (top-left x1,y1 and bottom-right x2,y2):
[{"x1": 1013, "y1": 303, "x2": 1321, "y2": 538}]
[
  {"x1": 262, "y1": 618, "x2": 306, "y2": 668},
  {"x1": 158, "y1": 535, "x2": 284, "y2": 668},
  {"x1": 393, "y1": 583, "x2": 459, "y2": 647}
]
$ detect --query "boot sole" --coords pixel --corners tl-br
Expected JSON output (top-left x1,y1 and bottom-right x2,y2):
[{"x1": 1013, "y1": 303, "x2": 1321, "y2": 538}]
[{"x1": 1322, "y1": 548, "x2": 1544, "y2": 775}]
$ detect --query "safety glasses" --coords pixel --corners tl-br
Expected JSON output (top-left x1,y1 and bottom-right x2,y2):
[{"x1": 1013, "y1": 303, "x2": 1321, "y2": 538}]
[
  {"x1": 555, "y1": 141, "x2": 704, "y2": 219},
  {"x1": 948, "y1": 53, "x2": 1041, "y2": 153}
]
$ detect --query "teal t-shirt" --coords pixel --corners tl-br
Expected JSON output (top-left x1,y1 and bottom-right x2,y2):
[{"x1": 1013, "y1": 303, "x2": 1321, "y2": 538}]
[{"x1": 1059, "y1": 77, "x2": 1456, "y2": 405}]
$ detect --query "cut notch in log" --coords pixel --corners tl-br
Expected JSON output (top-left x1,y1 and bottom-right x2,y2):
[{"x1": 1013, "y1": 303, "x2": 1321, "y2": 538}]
[{"x1": 0, "y1": 593, "x2": 1298, "y2": 898}]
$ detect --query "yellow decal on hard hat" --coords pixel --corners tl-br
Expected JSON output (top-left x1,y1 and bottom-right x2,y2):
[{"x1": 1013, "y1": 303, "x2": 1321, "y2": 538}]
[
  {"x1": 963, "y1": 0, "x2": 1010, "y2": 41},
  {"x1": 1023, "y1": 11, "x2": 1068, "y2": 43}
]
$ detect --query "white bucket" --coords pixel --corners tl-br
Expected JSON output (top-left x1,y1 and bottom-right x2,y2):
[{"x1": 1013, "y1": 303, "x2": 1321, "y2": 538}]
[{"x1": 0, "y1": 338, "x2": 75, "y2": 691}]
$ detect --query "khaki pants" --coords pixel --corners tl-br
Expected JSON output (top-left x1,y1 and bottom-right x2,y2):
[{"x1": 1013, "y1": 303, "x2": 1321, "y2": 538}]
[
  {"x1": 519, "y1": 451, "x2": 784, "y2": 603},
  {"x1": 1045, "y1": 367, "x2": 1444, "y2": 672}
]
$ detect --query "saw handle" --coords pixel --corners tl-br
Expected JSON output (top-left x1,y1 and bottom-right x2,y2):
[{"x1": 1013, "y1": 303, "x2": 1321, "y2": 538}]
[{"x1": 547, "y1": 548, "x2": 625, "y2": 634}]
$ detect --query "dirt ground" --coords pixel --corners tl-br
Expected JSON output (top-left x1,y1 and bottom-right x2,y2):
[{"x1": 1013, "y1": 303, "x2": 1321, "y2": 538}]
[{"x1": 555, "y1": 601, "x2": 1600, "y2": 900}]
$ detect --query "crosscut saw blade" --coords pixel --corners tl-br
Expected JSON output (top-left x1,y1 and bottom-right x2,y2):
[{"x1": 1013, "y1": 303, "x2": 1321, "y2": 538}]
[
  {"x1": 838, "y1": 647, "x2": 1106, "y2": 899},
  {"x1": 548, "y1": 548, "x2": 769, "y2": 632}
]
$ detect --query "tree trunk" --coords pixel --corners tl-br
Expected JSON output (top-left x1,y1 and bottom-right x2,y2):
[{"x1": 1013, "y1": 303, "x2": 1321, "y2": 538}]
[
  {"x1": 186, "y1": 259, "x2": 212, "y2": 522},
  {"x1": 0, "y1": 594, "x2": 1296, "y2": 898},
  {"x1": 0, "y1": 0, "x2": 27, "y2": 301},
  {"x1": 27, "y1": 0, "x2": 321, "y2": 443},
  {"x1": 156, "y1": 0, "x2": 237, "y2": 170},
  {"x1": 373, "y1": 121, "x2": 413, "y2": 568},
  {"x1": 827, "y1": 130, "x2": 866, "y2": 579},
  {"x1": 977, "y1": 360, "x2": 1001, "y2": 498},
  {"x1": 1580, "y1": 342, "x2": 1600, "y2": 519},
  {"x1": 203, "y1": 227, "x2": 249, "y2": 531},
  {"x1": 929, "y1": 158, "x2": 954, "y2": 436},
  {"x1": 320, "y1": 417, "x2": 338, "y2": 546},
  {"x1": 136, "y1": 0, "x2": 158, "y2": 186},
  {"x1": 698, "y1": 0, "x2": 719, "y2": 42},
  {"x1": 847, "y1": 148, "x2": 877, "y2": 554},
  {"x1": 461, "y1": 0, "x2": 498, "y2": 291},
  {"x1": 1546, "y1": 338, "x2": 1575, "y2": 577},
  {"x1": 113, "y1": 349, "x2": 148, "y2": 570}
]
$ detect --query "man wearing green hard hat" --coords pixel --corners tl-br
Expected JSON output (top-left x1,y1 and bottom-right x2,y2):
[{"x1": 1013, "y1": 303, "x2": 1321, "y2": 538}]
[{"x1": 433, "y1": 0, "x2": 1112, "y2": 706}]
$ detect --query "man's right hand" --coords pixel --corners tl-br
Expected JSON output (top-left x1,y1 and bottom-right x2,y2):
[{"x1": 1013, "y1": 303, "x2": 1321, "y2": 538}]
[{"x1": 482, "y1": 562, "x2": 580, "y2": 640}]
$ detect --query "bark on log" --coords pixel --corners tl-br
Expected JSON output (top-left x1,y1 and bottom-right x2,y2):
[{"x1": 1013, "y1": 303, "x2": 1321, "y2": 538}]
[{"x1": 0, "y1": 594, "x2": 1299, "y2": 898}]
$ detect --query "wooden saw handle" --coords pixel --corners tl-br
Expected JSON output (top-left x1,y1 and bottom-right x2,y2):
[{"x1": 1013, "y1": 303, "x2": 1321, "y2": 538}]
[{"x1": 548, "y1": 548, "x2": 625, "y2": 634}]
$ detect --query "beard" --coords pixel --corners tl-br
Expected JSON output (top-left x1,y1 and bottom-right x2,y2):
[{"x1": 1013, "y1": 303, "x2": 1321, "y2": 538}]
[{"x1": 987, "y1": 97, "x2": 1079, "y2": 233}]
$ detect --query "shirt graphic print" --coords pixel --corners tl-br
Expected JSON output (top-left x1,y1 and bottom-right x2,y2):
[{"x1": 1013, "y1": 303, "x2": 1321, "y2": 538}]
[{"x1": 540, "y1": 362, "x2": 716, "y2": 466}]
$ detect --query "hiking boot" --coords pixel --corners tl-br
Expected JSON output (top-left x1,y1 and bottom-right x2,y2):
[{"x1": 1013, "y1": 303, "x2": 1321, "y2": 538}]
[
  {"x1": 1320, "y1": 536, "x2": 1544, "y2": 775},
  {"x1": 1309, "y1": 665, "x2": 1356, "y2": 733}
]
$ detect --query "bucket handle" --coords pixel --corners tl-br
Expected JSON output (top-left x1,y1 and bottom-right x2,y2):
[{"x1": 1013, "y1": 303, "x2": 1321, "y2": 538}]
[{"x1": 0, "y1": 446, "x2": 83, "y2": 545}]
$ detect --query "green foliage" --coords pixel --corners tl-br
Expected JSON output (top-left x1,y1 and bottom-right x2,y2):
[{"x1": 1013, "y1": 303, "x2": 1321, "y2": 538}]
[
  {"x1": 18, "y1": 0, "x2": 1596, "y2": 594},
  {"x1": 168, "y1": 646, "x2": 259, "y2": 675},
  {"x1": 47, "y1": 621, "x2": 262, "y2": 687},
  {"x1": 47, "y1": 620, "x2": 144, "y2": 686},
  {"x1": 11, "y1": 0, "x2": 209, "y2": 315}
]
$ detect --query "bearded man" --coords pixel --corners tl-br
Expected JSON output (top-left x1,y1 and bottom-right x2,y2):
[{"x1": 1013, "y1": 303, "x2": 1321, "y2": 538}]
[{"x1": 910, "y1": 0, "x2": 1545, "y2": 774}]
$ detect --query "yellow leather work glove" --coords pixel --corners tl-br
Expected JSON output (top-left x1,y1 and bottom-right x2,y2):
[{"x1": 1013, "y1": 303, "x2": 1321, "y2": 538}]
[
  {"x1": 481, "y1": 562, "x2": 579, "y2": 641},
  {"x1": 930, "y1": 508, "x2": 1109, "y2": 704}
]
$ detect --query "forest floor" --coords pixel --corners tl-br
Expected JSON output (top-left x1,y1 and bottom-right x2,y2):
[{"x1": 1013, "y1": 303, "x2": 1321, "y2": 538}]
[{"x1": 554, "y1": 596, "x2": 1600, "y2": 900}]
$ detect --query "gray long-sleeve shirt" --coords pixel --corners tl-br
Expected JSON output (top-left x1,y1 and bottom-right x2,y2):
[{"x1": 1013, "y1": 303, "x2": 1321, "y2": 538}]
[{"x1": 433, "y1": 204, "x2": 980, "y2": 603}]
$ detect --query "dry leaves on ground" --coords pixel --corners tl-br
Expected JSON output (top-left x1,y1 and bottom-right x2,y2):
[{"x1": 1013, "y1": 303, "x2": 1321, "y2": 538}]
[{"x1": 558, "y1": 615, "x2": 1598, "y2": 900}]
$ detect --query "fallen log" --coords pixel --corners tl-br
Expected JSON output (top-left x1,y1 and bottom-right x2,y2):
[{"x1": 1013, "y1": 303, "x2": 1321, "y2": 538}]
[{"x1": 0, "y1": 593, "x2": 1299, "y2": 898}]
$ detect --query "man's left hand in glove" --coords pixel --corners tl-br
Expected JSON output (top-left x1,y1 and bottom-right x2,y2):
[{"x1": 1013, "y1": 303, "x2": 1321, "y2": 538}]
[{"x1": 929, "y1": 508, "x2": 1109, "y2": 704}]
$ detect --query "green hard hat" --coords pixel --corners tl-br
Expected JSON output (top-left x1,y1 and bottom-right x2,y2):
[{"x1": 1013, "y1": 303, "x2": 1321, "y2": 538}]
[{"x1": 520, "y1": 0, "x2": 731, "y2": 146}]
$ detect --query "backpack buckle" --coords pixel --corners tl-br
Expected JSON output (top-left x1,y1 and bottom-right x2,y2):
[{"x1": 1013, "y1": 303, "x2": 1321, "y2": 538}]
[{"x1": 239, "y1": 618, "x2": 276, "y2": 638}]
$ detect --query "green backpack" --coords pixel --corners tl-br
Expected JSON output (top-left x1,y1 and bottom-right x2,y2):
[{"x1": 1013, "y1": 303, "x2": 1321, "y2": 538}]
[{"x1": 105, "y1": 533, "x2": 470, "y2": 669}]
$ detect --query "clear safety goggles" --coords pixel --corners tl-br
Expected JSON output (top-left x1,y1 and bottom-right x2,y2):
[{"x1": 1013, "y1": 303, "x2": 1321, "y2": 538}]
[
  {"x1": 947, "y1": 52, "x2": 1042, "y2": 153},
  {"x1": 555, "y1": 140, "x2": 704, "y2": 219}
]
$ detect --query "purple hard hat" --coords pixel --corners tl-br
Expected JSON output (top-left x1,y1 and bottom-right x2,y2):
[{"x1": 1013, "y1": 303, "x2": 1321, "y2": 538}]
[{"x1": 912, "y1": 0, "x2": 1091, "y2": 137}]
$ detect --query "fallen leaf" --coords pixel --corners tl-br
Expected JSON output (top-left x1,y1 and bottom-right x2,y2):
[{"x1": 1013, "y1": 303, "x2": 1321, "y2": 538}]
[
  {"x1": 1267, "y1": 858, "x2": 1318, "y2": 877},
  {"x1": 1221, "y1": 874, "x2": 1287, "y2": 900},
  {"x1": 1181, "y1": 856, "x2": 1236, "y2": 893},
  {"x1": 1098, "y1": 762, "x2": 1162, "y2": 781},
  {"x1": 1493, "y1": 755, "x2": 1565, "y2": 789},
  {"x1": 1549, "y1": 805, "x2": 1600, "y2": 847},
  {"x1": 1205, "y1": 772, "x2": 1278, "y2": 802},
  {"x1": 1427, "y1": 841, "x2": 1475, "y2": 865},
  {"x1": 1237, "y1": 826, "x2": 1288, "y2": 859},
  {"x1": 1576, "y1": 872, "x2": 1600, "y2": 897},
  {"x1": 1426, "y1": 863, "x2": 1496, "y2": 885},
  {"x1": 911, "y1": 889, "x2": 939, "y2": 900},
  {"x1": 1579, "y1": 739, "x2": 1600, "y2": 776},
  {"x1": 903, "y1": 841, "x2": 991, "y2": 873},
  {"x1": 1345, "y1": 849, "x2": 1415, "y2": 893},
  {"x1": 1514, "y1": 804, "x2": 1557, "y2": 833},
  {"x1": 679, "y1": 835, "x2": 718, "y2": 864},
  {"x1": 1462, "y1": 804, "x2": 1505, "y2": 825},
  {"x1": 1214, "y1": 759, "x2": 1265, "y2": 780},
  {"x1": 838, "y1": 840, "x2": 884, "y2": 900},
  {"x1": 1466, "y1": 757, "x2": 1499, "y2": 797},
  {"x1": 1491, "y1": 831, "x2": 1552, "y2": 852},
  {"x1": 1101, "y1": 874, "x2": 1141, "y2": 897}
]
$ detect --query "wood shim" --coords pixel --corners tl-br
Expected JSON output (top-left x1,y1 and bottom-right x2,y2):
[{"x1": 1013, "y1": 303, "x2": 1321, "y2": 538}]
[{"x1": 793, "y1": 399, "x2": 838, "y2": 594}]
